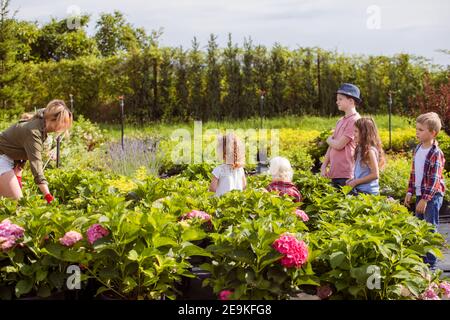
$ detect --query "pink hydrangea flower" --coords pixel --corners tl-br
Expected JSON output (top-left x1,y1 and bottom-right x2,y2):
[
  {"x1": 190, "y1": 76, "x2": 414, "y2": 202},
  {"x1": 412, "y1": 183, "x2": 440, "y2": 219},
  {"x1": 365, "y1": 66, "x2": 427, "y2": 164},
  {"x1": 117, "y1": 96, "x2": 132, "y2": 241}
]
[
  {"x1": 421, "y1": 283, "x2": 440, "y2": 300},
  {"x1": 59, "y1": 231, "x2": 83, "y2": 247},
  {"x1": 272, "y1": 233, "x2": 308, "y2": 268},
  {"x1": 0, "y1": 219, "x2": 24, "y2": 239},
  {"x1": 294, "y1": 209, "x2": 309, "y2": 222},
  {"x1": 317, "y1": 284, "x2": 333, "y2": 299},
  {"x1": 0, "y1": 237, "x2": 16, "y2": 251},
  {"x1": 0, "y1": 219, "x2": 25, "y2": 252},
  {"x1": 181, "y1": 210, "x2": 212, "y2": 222},
  {"x1": 219, "y1": 290, "x2": 233, "y2": 300},
  {"x1": 86, "y1": 224, "x2": 109, "y2": 245},
  {"x1": 439, "y1": 282, "x2": 450, "y2": 298}
]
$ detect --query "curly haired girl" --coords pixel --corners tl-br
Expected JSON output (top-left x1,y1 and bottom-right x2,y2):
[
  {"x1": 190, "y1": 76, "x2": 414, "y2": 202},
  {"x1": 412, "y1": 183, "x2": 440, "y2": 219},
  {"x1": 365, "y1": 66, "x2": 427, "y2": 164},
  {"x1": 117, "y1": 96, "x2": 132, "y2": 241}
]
[{"x1": 209, "y1": 133, "x2": 246, "y2": 196}]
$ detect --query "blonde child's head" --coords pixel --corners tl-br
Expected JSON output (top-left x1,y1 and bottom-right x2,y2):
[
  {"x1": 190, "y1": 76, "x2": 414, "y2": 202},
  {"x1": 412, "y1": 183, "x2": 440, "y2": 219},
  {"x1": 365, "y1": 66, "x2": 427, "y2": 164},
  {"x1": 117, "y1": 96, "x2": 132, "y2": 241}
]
[
  {"x1": 43, "y1": 100, "x2": 73, "y2": 133},
  {"x1": 217, "y1": 133, "x2": 245, "y2": 169},
  {"x1": 269, "y1": 156, "x2": 294, "y2": 182},
  {"x1": 416, "y1": 112, "x2": 442, "y2": 135}
]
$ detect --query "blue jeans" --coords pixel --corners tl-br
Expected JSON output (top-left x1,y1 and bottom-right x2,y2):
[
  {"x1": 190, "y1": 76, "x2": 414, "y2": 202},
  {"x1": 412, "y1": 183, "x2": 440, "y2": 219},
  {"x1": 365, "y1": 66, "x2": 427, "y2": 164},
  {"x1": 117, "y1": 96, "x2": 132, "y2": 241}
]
[{"x1": 415, "y1": 193, "x2": 443, "y2": 268}]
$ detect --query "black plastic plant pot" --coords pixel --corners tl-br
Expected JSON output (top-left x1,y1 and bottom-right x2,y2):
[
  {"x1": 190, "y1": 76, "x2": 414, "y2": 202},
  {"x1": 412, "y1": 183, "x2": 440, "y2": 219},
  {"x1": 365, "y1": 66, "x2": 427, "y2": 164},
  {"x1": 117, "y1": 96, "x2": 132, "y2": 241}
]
[{"x1": 178, "y1": 267, "x2": 215, "y2": 300}]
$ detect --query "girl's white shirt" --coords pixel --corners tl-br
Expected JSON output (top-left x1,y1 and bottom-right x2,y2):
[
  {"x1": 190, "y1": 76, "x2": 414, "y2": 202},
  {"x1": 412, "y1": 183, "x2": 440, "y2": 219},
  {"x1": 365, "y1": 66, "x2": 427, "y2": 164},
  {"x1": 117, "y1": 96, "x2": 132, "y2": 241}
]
[{"x1": 212, "y1": 164, "x2": 245, "y2": 196}]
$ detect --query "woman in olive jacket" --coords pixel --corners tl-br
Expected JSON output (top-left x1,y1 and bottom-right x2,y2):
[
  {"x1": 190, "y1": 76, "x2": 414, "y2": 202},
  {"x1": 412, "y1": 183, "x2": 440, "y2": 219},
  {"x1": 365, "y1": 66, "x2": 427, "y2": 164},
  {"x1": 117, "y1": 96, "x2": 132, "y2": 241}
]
[{"x1": 0, "y1": 100, "x2": 73, "y2": 202}]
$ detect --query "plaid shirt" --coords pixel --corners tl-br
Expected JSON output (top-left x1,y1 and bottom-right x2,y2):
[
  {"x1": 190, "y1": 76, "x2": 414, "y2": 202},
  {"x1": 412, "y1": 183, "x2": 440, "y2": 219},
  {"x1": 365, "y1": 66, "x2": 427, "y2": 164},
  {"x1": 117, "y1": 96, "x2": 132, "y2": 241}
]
[
  {"x1": 267, "y1": 181, "x2": 302, "y2": 203},
  {"x1": 407, "y1": 140, "x2": 446, "y2": 201}
]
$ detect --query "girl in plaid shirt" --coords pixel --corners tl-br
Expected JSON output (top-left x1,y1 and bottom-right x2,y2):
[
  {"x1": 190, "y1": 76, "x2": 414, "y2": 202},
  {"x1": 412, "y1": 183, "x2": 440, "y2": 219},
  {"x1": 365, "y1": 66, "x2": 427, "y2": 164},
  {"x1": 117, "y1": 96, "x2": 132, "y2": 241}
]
[
  {"x1": 404, "y1": 112, "x2": 446, "y2": 269},
  {"x1": 266, "y1": 156, "x2": 302, "y2": 202}
]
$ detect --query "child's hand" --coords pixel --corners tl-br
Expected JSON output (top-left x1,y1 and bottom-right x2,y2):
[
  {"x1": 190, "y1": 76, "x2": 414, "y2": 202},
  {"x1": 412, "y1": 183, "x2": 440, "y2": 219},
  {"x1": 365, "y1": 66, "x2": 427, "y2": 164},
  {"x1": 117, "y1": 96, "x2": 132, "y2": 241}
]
[
  {"x1": 320, "y1": 165, "x2": 329, "y2": 178},
  {"x1": 209, "y1": 177, "x2": 218, "y2": 193},
  {"x1": 346, "y1": 179, "x2": 358, "y2": 188},
  {"x1": 415, "y1": 199, "x2": 428, "y2": 214},
  {"x1": 44, "y1": 193, "x2": 55, "y2": 204},
  {"x1": 403, "y1": 193, "x2": 412, "y2": 208}
]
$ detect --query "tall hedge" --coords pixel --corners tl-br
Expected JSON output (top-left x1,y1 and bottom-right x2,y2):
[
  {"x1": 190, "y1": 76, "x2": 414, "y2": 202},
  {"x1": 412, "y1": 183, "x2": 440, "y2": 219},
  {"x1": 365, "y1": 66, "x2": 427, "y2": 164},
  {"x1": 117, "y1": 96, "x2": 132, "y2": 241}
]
[{"x1": 6, "y1": 38, "x2": 449, "y2": 123}]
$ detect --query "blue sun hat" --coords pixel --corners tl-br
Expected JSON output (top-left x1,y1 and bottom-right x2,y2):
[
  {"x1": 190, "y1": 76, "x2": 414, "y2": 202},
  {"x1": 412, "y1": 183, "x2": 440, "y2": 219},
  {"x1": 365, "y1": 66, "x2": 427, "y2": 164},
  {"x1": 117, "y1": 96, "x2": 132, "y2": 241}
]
[{"x1": 336, "y1": 83, "x2": 362, "y2": 104}]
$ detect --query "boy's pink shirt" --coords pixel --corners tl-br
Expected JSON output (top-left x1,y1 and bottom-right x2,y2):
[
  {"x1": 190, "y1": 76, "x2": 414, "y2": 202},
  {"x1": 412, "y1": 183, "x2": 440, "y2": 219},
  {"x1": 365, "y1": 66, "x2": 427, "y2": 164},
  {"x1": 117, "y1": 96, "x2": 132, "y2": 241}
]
[{"x1": 328, "y1": 112, "x2": 361, "y2": 179}]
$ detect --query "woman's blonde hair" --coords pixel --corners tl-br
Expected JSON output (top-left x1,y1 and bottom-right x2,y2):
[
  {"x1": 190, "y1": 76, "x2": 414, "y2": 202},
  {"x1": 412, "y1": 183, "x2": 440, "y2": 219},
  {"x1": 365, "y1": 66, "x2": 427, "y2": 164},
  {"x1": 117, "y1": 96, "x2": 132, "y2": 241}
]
[
  {"x1": 217, "y1": 133, "x2": 245, "y2": 169},
  {"x1": 269, "y1": 156, "x2": 294, "y2": 181},
  {"x1": 20, "y1": 100, "x2": 73, "y2": 133},
  {"x1": 43, "y1": 100, "x2": 73, "y2": 132}
]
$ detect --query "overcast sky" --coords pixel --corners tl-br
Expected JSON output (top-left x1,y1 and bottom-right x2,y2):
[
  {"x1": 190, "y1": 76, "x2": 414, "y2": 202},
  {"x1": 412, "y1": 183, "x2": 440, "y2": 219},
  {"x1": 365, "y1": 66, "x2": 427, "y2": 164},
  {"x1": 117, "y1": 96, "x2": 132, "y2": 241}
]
[{"x1": 10, "y1": 0, "x2": 450, "y2": 66}]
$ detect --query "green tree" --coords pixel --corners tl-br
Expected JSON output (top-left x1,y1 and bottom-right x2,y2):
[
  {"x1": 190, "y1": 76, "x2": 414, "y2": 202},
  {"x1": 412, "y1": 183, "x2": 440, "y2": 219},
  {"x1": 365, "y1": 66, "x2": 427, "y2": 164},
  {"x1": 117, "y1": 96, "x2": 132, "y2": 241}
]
[
  {"x1": 0, "y1": 0, "x2": 22, "y2": 111},
  {"x1": 241, "y1": 37, "x2": 257, "y2": 118},
  {"x1": 159, "y1": 47, "x2": 175, "y2": 121},
  {"x1": 222, "y1": 34, "x2": 242, "y2": 119},
  {"x1": 253, "y1": 45, "x2": 270, "y2": 117},
  {"x1": 285, "y1": 49, "x2": 302, "y2": 115},
  {"x1": 122, "y1": 29, "x2": 163, "y2": 123},
  {"x1": 125, "y1": 50, "x2": 152, "y2": 122},
  {"x1": 11, "y1": 20, "x2": 40, "y2": 62},
  {"x1": 356, "y1": 55, "x2": 391, "y2": 114},
  {"x1": 30, "y1": 15, "x2": 97, "y2": 61},
  {"x1": 389, "y1": 54, "x2": 427, "y2": 114},
  {"x1": 95, "y1": 11, "x2": 142, "y2": 57},
  {"x1": 173, "y1": 47, "x2": 189, "y2": 120},
  {"x1": 187, "y1": 37, "x2": 204, "y2": 120},
  {"x1": 268, "y1": 43, "x2": 288, "y2": 115},
  {"x1": 205, "y1": 34, "x2": 221, "y2": 121},
  {"x1": 298, "y1": 48, "x2": 317, "y2": 115}
]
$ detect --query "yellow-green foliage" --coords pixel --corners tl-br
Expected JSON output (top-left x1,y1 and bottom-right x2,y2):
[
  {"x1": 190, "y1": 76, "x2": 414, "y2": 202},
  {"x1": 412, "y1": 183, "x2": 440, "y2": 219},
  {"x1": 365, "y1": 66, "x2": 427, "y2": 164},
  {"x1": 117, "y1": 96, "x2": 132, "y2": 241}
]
[
  {"x1": 279, "y1": 129, "x2": 321, "y2": 147},
  {"x1": 379, "y1": 128, "x2": 416, "y2": 152},
  {"x1": 379, "y1": 155, "x2": 411, "y2": 199}
]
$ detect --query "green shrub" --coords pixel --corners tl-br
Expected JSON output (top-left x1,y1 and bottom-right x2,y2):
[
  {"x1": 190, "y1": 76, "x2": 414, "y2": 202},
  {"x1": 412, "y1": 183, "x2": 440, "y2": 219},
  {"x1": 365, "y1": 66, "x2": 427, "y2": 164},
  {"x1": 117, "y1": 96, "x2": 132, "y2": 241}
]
[
  {"x1": 203, "y1": 189, "x2": 317, "y2": 299},
  {"x1": 305, "y1": 190, "x2": 446, "y2": 299},
  {"x1": 69, "y1": 115, "x2": 107, "y2": 151},
  {"x1": 379, "y1": 128, "x2": 416, "y2": 152},
  {"x1": 379, "y1": 156, "x2": 410, "y2": 200},
  {"x1": 280, "y1": 147, "x2": 314, "y2": 171},
  {"x1": 1, "y1": 153, "x2": 446, "y2": 300},
  {"x1": 293, "y1": 171, "x2": 336, "y2": 206},
  {"x1": 308, "y1": 129, "x2": 333, "y2": 166},
  {"x1": 180, "y1": 163, "x2": 216, "y2": 181}
]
